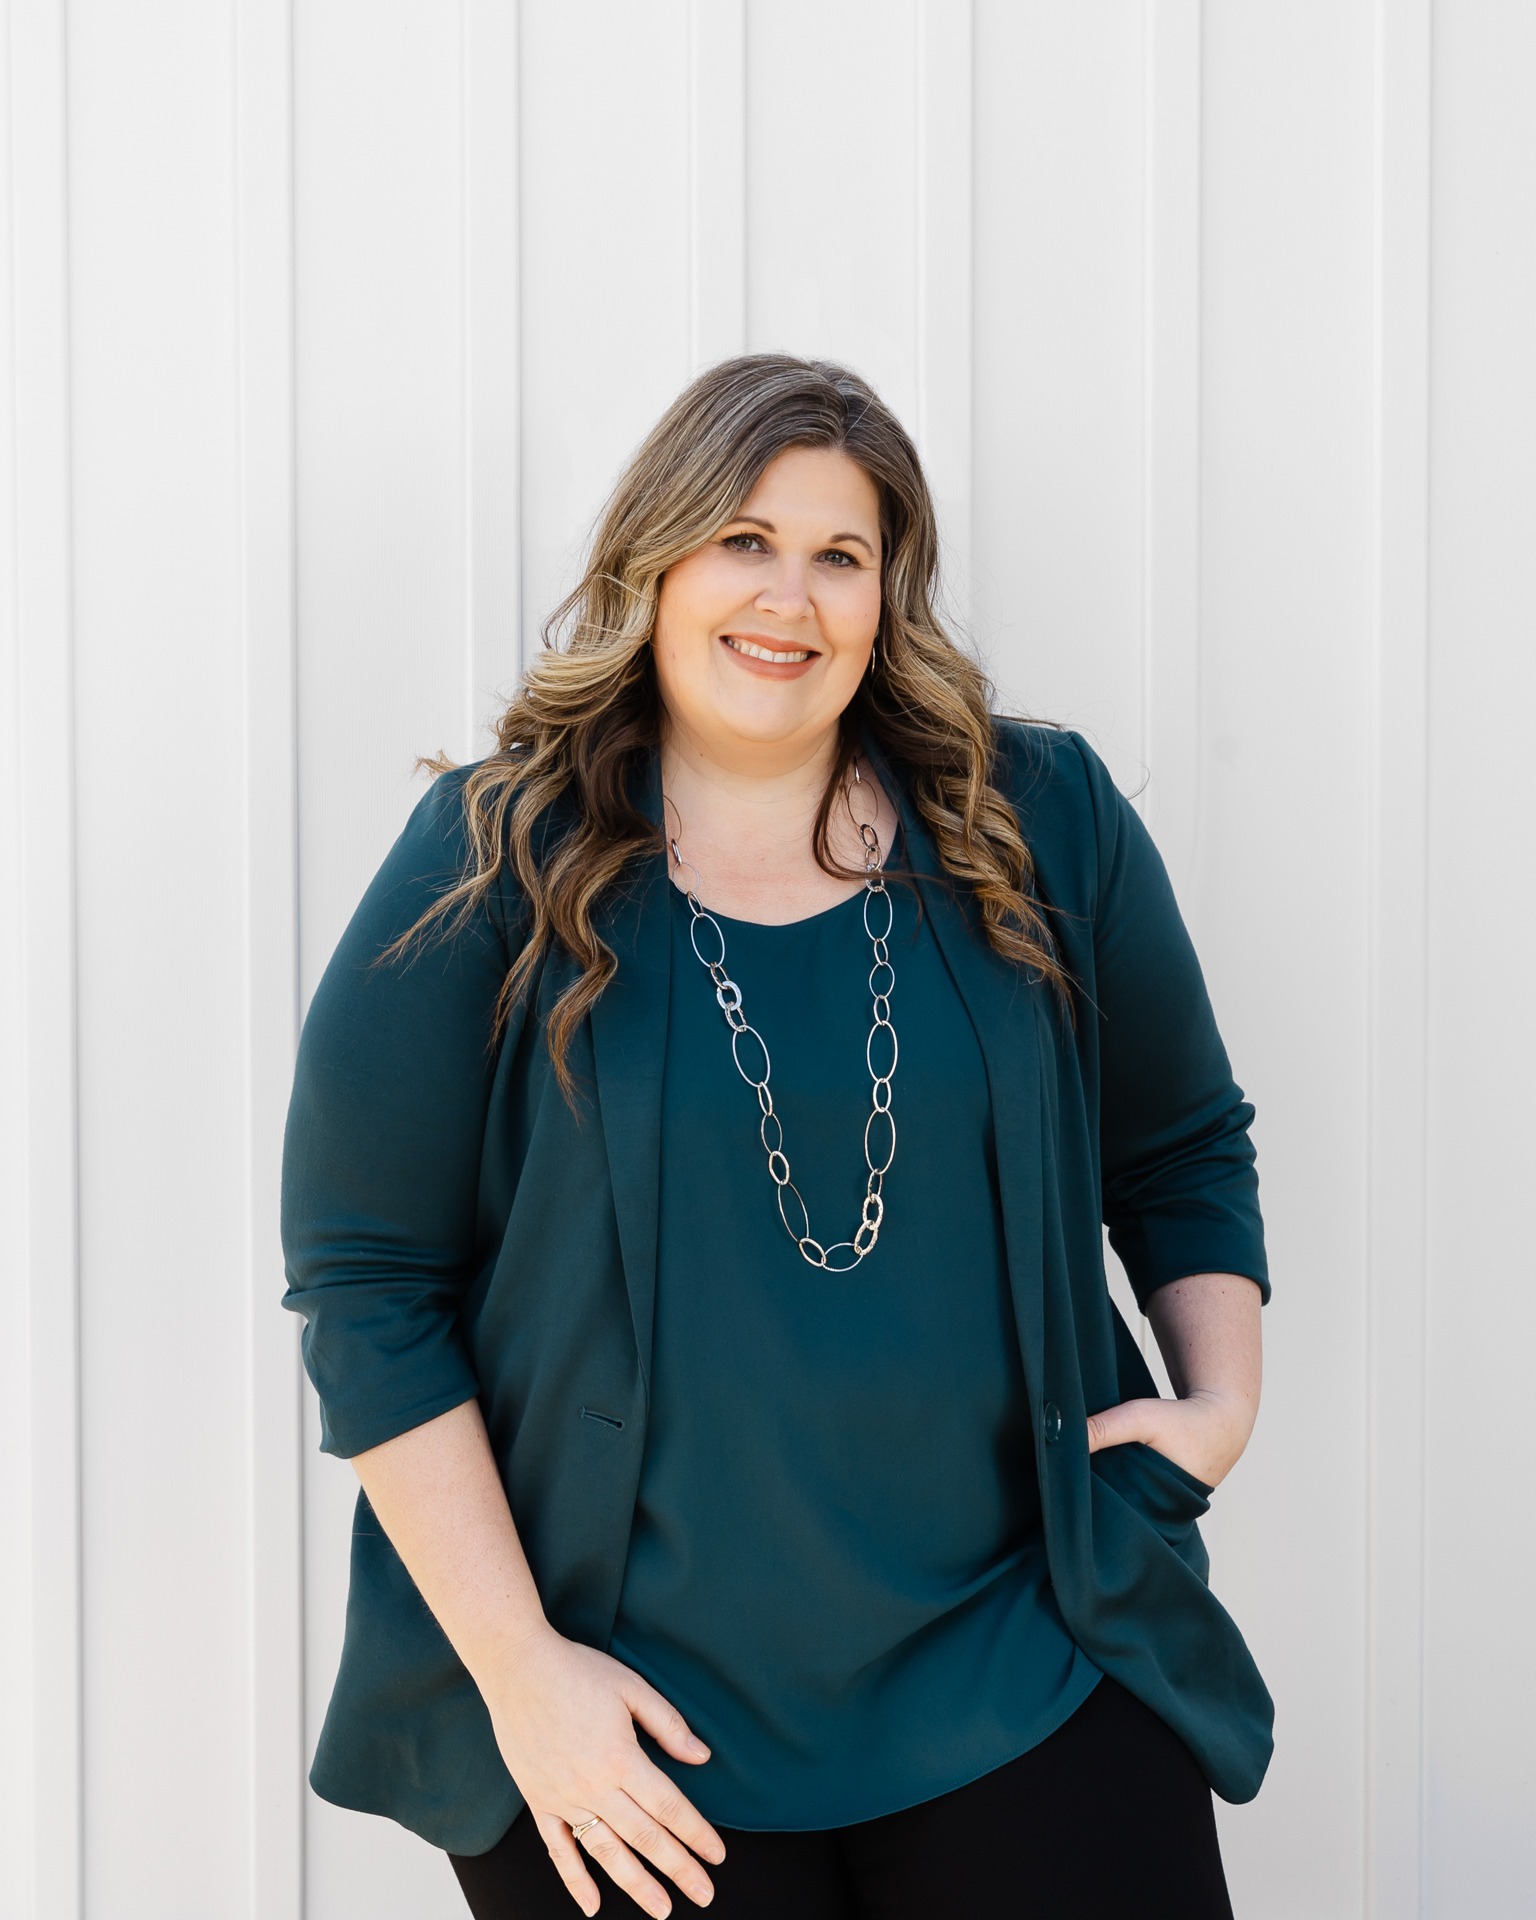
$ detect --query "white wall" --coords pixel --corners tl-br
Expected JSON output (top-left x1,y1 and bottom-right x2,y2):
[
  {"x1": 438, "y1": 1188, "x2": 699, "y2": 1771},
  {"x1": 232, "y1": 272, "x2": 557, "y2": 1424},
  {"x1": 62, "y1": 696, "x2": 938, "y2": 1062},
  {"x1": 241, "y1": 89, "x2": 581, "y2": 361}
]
[{"x1": 3, "y1": 3, "x2": 1531, "y2": 1916}]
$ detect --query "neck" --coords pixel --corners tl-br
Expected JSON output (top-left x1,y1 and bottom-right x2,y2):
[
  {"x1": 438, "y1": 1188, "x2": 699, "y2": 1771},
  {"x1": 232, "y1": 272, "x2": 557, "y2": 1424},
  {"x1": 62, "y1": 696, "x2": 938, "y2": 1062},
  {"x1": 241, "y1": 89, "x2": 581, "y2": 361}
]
[{"x1": 657, "y1": 715, "x2": 866, "y2": 888}]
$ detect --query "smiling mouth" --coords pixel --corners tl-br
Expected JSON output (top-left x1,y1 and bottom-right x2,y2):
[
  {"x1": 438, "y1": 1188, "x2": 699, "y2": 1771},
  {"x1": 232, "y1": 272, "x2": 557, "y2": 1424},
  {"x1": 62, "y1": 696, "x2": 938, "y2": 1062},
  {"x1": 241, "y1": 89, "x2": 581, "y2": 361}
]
[{"x1": 722, "y1": 634, "x2": 816, "y2": 664}]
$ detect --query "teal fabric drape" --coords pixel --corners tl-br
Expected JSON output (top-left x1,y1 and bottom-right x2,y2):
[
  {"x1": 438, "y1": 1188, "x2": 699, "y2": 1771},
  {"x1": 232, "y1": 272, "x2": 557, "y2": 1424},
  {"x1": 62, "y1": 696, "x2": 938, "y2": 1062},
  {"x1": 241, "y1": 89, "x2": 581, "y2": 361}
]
[
  {"x1": 607, "y1": 865, "x2": 1103, "y2": 1829},
  {"x1": 278, "y1": 719, "x2": 1272, "y2": 1855}
]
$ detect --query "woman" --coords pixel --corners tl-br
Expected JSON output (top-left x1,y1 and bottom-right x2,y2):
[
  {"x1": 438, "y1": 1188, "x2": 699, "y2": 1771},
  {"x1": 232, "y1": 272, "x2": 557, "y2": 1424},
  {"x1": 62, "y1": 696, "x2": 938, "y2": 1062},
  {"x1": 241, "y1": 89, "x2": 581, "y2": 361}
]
[{"x1": 280, "y1": 353, "x2": 1271, "y2": 1919}]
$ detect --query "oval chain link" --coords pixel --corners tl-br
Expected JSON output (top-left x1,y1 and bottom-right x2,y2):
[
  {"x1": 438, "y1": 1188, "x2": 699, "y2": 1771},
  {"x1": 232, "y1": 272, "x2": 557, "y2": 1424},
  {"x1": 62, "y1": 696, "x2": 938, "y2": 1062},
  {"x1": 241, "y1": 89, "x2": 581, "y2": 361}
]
[{"x1": 668, "y1": 777, "x2": 896, "y2": 1271}]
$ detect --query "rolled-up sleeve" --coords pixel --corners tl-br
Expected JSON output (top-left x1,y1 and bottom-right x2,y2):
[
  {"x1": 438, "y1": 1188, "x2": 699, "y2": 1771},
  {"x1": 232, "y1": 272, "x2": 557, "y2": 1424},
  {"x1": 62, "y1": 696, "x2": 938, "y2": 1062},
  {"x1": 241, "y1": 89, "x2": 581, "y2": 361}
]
[
  {"x1": 279, "y1": 765, "x2": 512, "y2": 1457},
  {"x1": 1068, "y1": 731, "x2": 1270, "y2": 1314}
]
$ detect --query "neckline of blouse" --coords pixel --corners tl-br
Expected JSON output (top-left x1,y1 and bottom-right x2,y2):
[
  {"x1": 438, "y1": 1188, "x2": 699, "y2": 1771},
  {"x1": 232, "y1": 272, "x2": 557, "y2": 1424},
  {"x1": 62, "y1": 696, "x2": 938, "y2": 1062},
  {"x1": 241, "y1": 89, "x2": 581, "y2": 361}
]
[{"x1": 665, "y1": 818, "x2": 906, "y2": 934}]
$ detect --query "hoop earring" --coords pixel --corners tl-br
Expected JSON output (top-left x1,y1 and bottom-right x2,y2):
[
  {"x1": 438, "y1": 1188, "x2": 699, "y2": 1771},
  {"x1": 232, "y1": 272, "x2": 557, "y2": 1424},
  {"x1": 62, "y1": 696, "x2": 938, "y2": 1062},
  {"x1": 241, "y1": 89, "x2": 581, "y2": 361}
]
[{"x1": 867, "y1": 636, "x2": 880, "y2": 678}]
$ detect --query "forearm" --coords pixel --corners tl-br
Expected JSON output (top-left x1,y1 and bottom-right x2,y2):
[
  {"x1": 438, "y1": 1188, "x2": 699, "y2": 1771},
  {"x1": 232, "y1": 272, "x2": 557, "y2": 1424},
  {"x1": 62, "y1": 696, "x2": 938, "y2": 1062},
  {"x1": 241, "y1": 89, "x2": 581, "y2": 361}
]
[
  {"x1": 350, "y1": 1396, "x2": 552, "y2": 1694},
  {"x1": 1145, "y1": 1269, "x2": 1263, "y2": 1429},
  {"x1": 1088, "y1": 1269, "x2": 1264, "y2": 1485}
]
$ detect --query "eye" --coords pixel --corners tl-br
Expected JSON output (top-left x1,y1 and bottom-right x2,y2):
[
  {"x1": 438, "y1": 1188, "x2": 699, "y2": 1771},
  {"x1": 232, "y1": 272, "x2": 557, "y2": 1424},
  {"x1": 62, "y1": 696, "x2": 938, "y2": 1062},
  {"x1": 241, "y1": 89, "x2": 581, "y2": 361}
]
[{"x1": 719, "y1": 533, "x2": 860, "y2": 567}]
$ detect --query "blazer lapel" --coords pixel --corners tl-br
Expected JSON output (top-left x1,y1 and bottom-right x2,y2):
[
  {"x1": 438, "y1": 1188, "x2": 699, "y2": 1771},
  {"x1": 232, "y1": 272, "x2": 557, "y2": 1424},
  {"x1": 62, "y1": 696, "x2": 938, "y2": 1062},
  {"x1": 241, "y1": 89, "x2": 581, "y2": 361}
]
[
  {"x1": 586, "y1": 751, "x2": 671, "y2": 1406},
  {"x1": 858, "y1": 728, "x2": 1050, "y2": 1407}
]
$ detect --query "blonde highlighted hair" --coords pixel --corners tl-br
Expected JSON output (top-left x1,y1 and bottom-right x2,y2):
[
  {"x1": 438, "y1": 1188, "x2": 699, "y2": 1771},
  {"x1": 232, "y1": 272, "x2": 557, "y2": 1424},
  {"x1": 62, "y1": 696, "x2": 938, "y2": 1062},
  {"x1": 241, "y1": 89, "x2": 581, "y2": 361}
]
[{"x1": 383, "y1": 352, "x2": 1075, "y2": 1100}]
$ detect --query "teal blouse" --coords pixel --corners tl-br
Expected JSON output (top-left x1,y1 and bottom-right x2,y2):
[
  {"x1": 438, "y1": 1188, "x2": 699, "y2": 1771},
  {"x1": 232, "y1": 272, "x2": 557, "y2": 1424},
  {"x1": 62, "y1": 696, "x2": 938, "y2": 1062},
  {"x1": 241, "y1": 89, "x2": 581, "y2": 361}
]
[
  {"x1": 277, "y1": 720, "x2": 1276, "y2": 1855},
  {"x1": 606, "y1": 843, "x2": 1104, "y2": 1830}
]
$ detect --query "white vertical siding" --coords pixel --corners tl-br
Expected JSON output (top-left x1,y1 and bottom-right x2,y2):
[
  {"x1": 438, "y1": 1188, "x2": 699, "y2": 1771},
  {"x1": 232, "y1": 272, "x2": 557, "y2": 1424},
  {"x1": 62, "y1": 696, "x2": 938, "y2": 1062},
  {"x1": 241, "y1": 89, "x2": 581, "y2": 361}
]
[
  {"x1": 234, "y1": 0, "x2": 305, "y2": 1912},
  {"x1": 1366, "y1": 4, "x2": 1432, "y2": 1914},
  {"x1": 1, "y1": 5, "x2": 83, "y2": 1917},
  {"x1": 66, "y1": 0, "x2": 251, "y2": 1909},
  {"x1": 2, "y1": 4, "x2": 1531, "y2": 1915},
  {"x1": 1200, "y1": 7, "x2": 1379, "y2": 1910},
  {"x1": 1421, "y1": 9, "x2": 1536, "y2": 1915}
]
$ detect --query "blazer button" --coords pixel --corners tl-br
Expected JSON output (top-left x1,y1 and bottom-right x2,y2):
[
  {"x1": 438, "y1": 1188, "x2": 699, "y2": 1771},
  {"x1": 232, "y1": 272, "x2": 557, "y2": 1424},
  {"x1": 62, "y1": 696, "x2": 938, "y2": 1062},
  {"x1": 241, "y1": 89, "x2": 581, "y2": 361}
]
[{"x1": 1043, "y1": 1402, "x2": 1062, "y2": 1444}]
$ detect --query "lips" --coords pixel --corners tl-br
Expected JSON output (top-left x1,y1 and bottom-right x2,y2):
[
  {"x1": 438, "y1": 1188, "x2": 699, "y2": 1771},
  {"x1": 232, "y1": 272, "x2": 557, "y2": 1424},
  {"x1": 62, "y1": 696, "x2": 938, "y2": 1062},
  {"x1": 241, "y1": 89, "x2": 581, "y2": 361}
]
[{"x1": 722, "y1": 634, "x2": 817, "y2": 664}]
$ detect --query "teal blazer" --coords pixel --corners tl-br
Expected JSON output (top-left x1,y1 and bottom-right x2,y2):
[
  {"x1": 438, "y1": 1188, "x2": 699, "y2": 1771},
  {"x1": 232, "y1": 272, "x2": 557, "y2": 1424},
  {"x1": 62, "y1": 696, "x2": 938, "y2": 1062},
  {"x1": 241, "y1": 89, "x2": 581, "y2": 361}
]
[{"x1": 279, "y1": 717, "x2": 1273, "y2": 1855}]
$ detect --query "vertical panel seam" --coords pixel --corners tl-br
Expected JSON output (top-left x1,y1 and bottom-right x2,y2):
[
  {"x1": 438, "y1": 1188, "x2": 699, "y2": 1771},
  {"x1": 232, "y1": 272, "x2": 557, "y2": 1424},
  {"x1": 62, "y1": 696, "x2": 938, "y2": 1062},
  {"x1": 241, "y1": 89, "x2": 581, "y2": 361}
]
[
  {"x1": 459, "y1": 0, "x2": 473, "y2": 750},
  {"x1": 1138, "y1": 0, "x2": 1203, "y2": 1359},
  {"x1": 464, "y1": 0, "x2": 524, "y2": 701},
  {"x1": 913, "y1": 0, "x2": 973, "y2": 640},
  {"x1": 1364, "y1": 1, "x2": 1432, "y2": 1912},
  {"x1": 687, "y1": 0, "x2": 746, "y2": 372},
  {"x1": 233, "y1": 0, "x2": 305, "y2": 1908},
  {"x1": 4, "y1": 2, "x2": 85, "y2": 1911},
  {"x1": 1415, "y1": 17, "x2": 1433, "y2": 1907},
  {"x1": 1140, "y1": 0, "x2": 1154, "y2": 798}
]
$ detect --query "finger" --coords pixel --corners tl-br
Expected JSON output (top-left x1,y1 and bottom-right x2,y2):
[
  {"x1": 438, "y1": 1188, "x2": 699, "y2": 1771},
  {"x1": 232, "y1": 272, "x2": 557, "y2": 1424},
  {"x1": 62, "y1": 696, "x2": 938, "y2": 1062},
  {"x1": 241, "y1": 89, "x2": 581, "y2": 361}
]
[
  {"x1": 1085, "y1": 1397, "x2": 1160, "y2": 1454},
  {"x1": 623, "y1": 1755, "x2": 728, "y2": 1872},
  {"x1": 590, "y1": 1786, "x2": 720, "y2": 1915},
  {"x1": 569, "y1": 1806, "x2": 678, "y2": 1919},
  {"x1": 621, "y1": 1673, "x2": 714, "y2": 1767},
  {"x1": 532, "y1": 1809, "x2": 604, "y2": 1918}
]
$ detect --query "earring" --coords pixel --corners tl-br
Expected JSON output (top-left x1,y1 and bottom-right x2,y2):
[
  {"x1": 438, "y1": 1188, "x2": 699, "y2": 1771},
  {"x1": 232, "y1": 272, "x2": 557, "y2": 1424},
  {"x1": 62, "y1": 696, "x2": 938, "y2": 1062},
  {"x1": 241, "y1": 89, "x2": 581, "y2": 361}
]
[{"x1": 867, "y1": 636, "x2": 879, "y2": 677}]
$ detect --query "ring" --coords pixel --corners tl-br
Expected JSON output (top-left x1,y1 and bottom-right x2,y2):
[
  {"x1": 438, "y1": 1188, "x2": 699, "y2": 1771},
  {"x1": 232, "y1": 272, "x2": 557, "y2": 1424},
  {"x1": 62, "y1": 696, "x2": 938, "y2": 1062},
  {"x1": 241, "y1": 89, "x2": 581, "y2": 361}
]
[{"x1": 571, "y1": 1816, "x2": 602, "y2": 1842}]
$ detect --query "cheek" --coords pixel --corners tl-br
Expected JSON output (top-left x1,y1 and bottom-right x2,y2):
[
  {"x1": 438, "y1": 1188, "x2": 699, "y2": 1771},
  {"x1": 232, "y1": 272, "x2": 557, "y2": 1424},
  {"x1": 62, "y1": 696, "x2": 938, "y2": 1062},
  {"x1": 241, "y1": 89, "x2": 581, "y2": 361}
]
[
  {"x1": 657, "y1": 556, "x2": 737, "y2": 642},
  {"x1": 652, "y1": 578, "x2": 711, "y2": 682},
  {"x1": 651, "y1": 613, "x2": 730, "y2": 738},
  {"x1": 650, "y1": 630, "x2": 698, "y2": 721},
  {"x1": 826, "y1": 575, "x2": 882, "y2": 657}
]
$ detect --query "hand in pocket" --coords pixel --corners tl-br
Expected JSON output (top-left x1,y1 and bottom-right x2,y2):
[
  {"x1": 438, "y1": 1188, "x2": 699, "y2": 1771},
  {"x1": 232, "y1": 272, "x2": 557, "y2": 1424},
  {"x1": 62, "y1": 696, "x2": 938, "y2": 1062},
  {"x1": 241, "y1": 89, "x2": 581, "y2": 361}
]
[{"x1": 1085, "y1": 1386, "x2": 1249, "y2": 1490}]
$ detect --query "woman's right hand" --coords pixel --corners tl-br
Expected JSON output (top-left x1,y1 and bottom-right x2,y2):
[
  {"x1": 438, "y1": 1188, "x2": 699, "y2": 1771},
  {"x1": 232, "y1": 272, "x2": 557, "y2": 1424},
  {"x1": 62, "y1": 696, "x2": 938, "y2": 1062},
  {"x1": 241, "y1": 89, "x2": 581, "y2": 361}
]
[{"x1": 483, "y1": 1622, "x2": 728, "y2": 1917}]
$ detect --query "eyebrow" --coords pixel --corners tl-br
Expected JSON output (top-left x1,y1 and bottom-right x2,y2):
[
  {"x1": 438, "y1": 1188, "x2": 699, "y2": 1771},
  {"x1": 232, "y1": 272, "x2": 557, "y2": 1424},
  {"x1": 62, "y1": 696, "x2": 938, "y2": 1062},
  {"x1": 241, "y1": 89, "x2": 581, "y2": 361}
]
[{"x1": 730, "y1": 515, "x2": 877, "y2": 559}]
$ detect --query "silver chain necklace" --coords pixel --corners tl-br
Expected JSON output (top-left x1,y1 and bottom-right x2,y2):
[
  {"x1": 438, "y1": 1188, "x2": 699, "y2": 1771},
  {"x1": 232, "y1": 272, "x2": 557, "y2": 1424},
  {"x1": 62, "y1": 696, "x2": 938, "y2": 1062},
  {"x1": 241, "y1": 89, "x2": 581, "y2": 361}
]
[{"x1": 666, "y1": 763, "x2": 898, "y2": 1272}]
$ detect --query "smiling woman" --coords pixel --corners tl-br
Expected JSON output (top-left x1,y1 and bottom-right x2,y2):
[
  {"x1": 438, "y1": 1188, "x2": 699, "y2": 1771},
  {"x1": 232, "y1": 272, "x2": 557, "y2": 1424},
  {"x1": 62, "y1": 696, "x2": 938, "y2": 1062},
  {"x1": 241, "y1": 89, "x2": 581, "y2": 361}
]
[
  {"x1": 378, "y1": 353, "x2": 1074, "y2": 1099},
  {"x1": 658, "y1": 450, "x2": 880, "y2": 707},
  {"x1": 280, "y1": 352, "x2": 1271, "y2": 1920},
  {"x1": 649, "y1": 444, "x2": 896, "y2": 924}
]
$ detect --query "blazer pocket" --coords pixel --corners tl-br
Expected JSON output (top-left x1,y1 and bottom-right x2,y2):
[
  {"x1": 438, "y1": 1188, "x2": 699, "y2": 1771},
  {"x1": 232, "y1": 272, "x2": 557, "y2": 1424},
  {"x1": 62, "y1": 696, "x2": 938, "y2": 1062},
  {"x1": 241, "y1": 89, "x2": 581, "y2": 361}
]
[
  {"x1": 1089, "y1": 1439, "x2": 1213, "y2": 1572},
  {"x1": 1131, "y1": 1440, "x2": 1215, "y2": 1500}
]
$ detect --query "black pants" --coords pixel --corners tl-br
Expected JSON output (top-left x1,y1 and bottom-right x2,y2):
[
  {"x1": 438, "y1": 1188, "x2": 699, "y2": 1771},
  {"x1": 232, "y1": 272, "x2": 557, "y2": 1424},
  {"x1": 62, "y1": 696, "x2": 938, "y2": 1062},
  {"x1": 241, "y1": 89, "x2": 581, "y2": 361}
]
[{"x1": 447, "y1": 1674, "x2": 1235, "y2": 1919}]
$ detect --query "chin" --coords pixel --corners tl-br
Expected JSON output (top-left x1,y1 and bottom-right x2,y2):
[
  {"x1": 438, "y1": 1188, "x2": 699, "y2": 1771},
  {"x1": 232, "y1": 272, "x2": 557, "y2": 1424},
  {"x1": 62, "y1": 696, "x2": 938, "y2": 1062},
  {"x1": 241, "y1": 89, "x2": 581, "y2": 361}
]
[
  {"x1": 660, "y1": 663, "x2": 863, "y2": 759},
  {"x1": 702, "y1": 698, "x2": 837, "y2": 751}
]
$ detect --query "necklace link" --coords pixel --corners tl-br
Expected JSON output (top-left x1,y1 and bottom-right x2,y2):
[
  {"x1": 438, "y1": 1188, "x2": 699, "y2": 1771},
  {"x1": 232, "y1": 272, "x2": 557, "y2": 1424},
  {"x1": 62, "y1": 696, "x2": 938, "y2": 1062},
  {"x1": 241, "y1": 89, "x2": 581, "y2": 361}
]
[{"x1": 667, "y1": 774, "x2": 897, "y2": 1272}]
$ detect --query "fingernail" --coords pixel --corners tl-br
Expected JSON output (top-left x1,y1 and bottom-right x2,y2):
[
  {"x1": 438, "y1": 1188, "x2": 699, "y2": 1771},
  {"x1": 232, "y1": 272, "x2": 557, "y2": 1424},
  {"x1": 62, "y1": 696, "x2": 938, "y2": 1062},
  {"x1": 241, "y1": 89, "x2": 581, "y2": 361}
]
[{"x1": 687, "y1": 1735, "x2": 710, "y2": 1756}]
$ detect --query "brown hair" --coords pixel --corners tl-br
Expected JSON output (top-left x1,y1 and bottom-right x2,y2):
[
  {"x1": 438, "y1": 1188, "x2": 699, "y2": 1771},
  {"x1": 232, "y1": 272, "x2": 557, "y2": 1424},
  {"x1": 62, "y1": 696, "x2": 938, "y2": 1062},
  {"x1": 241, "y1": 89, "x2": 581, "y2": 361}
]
[{"x1": 381, "y1": 352, "x2": 1075, "y2": 1101}]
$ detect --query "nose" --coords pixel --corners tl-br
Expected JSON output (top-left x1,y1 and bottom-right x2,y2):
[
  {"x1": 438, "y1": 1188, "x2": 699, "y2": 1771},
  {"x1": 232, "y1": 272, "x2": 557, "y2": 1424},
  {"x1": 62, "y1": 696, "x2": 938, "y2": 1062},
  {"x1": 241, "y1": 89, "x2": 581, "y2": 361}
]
[{"x1": 754, "y1": 552, "x2": 813, "y2": 621}]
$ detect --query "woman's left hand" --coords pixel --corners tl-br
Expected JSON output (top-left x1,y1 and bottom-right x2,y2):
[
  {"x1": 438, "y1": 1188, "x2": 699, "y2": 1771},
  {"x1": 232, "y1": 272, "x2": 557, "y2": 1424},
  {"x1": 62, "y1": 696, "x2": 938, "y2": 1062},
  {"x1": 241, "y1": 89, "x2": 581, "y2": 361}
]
[
  {"x1": 1087, "y1": 1272, "x2": 1264, "y2": 1489},
  {"x1": 1085, "y1": 1386, "x2": 1254, "y2": 1490}
]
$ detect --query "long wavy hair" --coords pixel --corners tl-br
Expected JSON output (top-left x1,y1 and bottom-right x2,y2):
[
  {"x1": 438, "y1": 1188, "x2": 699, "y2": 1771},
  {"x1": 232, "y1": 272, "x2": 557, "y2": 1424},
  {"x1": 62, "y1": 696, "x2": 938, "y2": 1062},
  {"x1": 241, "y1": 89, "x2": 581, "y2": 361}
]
[{"x1": 381, "y1": 353, "x2": 1076, "y2": 1101}]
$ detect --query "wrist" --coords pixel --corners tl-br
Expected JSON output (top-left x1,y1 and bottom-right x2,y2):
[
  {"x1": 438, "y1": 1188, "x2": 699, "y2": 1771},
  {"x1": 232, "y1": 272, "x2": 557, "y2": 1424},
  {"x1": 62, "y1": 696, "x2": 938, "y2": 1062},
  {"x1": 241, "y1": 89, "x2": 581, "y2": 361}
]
[
  {"x1": 1183, "y1": 1382, "x2": 1257, "y2": 1444},
  {"x1": 465, "y1": 1612, "x2": 558, "y2": 1699},
  {"x1": 1172, "y1": 1386, "x2": 1256, "y2": 1485}
]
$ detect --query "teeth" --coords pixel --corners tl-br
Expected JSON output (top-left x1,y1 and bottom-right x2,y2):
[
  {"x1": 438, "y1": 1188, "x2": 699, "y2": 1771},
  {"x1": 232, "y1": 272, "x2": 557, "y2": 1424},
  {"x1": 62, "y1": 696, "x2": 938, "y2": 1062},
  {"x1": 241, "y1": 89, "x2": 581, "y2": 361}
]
[{"x1": 725, "y1": 635, "x2": 812, "y2": 663}]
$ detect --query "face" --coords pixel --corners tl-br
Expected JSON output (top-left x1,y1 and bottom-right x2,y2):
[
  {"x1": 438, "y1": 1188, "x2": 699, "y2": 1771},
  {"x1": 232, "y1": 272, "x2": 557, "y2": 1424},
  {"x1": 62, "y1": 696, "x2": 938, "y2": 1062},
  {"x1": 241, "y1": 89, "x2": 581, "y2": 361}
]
[{"x1": 651, "y1": 444, "x2": 884, "y2": 768}]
